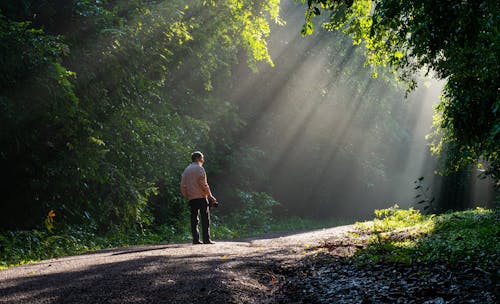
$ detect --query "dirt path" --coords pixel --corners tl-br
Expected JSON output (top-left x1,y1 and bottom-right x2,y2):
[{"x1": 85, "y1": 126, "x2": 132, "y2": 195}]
[{"x1": 0, "y1": 225, "x2": 354, "y2": 304}]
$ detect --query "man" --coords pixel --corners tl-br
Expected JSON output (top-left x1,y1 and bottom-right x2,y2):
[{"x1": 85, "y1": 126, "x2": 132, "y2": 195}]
[{"x1": 180, "y1": 151, "x2": 216, "y2": 244}]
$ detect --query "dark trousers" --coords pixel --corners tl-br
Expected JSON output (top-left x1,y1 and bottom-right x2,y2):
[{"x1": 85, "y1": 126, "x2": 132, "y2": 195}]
[{"x1": 189, "y1": 198, "x2": 210, "y2": 243}]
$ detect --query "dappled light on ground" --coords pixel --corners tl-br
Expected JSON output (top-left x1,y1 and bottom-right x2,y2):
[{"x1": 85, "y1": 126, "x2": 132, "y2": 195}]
[{"x1": 0, "y1": 226, "x2": 353, "y2": 304}]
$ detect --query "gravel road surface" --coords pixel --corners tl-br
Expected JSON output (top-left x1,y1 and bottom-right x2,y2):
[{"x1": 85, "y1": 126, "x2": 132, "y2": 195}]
[{"x1": 0, "y1": 225, "x2": 354, "y2": 304}]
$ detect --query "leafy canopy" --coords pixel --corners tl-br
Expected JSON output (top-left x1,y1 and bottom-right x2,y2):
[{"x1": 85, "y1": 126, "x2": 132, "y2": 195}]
[
  {"x1": 300, "y1": 0, "x2": 500, "y2": 183},
  {"x1": 0, "y1": 0, "x2": 280, "y2": 231}
]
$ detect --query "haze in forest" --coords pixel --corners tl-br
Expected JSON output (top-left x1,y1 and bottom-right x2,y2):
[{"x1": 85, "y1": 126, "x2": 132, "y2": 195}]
[{"x1": 213, "y1": 2, "x2": 495, "y2": 219}]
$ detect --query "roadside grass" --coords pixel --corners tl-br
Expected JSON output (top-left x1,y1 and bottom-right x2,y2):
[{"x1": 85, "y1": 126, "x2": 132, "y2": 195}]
[
  {"x1": 0, "y1": 226, "x2": 181, "y2": 270},
  {"x1": 0, "y1": 216, "x2": 349, "y2": 270},
  {"x1": 352, "y1": 205, "x2": 499, "y2": 271}
]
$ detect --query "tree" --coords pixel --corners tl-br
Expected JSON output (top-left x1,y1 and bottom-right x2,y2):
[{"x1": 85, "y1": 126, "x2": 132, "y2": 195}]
[
  {"x1": 300, "y1": 0, "x2": 500, "y2": 185},
  {"x1": 0, "y1": 0, "x2": 281, "y2": 231},
  {"x1": 0, "y1": 14, "x2": 82, "y2": 229}
]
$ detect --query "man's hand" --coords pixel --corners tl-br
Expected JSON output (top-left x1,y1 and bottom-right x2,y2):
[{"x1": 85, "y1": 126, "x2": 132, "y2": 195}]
[{"x1": 208, "y1": 195, "x2": 218, "y2": 208}]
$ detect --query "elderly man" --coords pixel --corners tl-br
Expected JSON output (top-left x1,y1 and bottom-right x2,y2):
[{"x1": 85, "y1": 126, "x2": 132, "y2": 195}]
[{"x1": 180, "y1": 151, "x2": 216, "y2": 244}]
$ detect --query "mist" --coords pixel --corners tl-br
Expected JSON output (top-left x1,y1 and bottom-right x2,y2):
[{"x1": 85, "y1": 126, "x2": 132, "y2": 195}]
[{"x1": 213, "y1": 2, "x2": 495, "y2": 220}]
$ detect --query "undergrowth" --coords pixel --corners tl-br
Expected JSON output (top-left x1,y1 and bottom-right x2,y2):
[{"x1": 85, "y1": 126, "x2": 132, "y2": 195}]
[
  {"x1": 0, "y1": 226, "x2": 181, "y2": 270},
  {"x1": 354, "y1": 205, "x2": 499, "y2": 271}
]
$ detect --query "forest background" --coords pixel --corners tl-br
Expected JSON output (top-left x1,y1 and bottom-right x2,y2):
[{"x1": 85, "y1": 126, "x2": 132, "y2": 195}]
[{"x1": 0, "y1": 0, "x2": 498, "y2": 265}]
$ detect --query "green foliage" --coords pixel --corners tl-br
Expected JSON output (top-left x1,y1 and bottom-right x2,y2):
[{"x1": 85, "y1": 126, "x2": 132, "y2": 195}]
[
  {"x1": 418, "y1": 209, "x2": 499, "y2": 267},
  {"x1": 227, "y1": 191, "x2": 281, "y2": 235},
  {"x1": 355, "y1": 206, "x2": 499, "y2": 270},
  {"x1": 0, "y1": 14, "x2": 83, "y2": 229},
  {"x1": 1, "y1": 0, "x2": 447, "y2": 237},
  {"x1": 210, "y1": 214, "x2": 239, "y2": 240},
  {"x1": 227, "y1": 2, "x2": 428, "y2": 216},
  {"x1": 413, "y1": 177, "x2": 436, "y2": 213},
  {"x1": 372, "y1": 205, "x2": 430, "y2": 230},
  {"x1": 0, "y1": 0, "x2": 281, "y2": 232},
  {"x1": 0, "y1": 226, "x2": 169, "y2": 269},
  {"x1": 300, "y1": 0, "x2": 500, "y2": 184}
]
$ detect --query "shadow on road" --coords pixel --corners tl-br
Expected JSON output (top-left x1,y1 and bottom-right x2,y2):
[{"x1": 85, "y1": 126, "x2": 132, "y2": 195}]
[{"x1": 0, "y1": 246, "x2": 285, "y2": 304}]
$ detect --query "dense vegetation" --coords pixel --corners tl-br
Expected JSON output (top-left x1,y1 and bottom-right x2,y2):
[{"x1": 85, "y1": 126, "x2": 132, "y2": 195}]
[
  {"x1": 0, "y1": 0, "x2": 497, "y2": 269},
  {"x1": 0, "y1": 0, "x2": 427, "y2": 234},
  {"x1": 302, "y1": 0, "x2": 500, "y2": 183},
  {"x1": 354, "y1": 206, "x2": 499, "y2": 269},
  {"x1": 0, "y1": 0, "x2": 282, "y2": 233}
]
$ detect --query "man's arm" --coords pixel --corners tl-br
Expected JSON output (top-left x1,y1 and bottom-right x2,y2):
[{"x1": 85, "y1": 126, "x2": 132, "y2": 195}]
[
  {"x1": 199, "y1": 167, "x2": 215, "y2": 201},
  {"x1": 180, "y1": 174, "x2": 188, "y2": 198}
]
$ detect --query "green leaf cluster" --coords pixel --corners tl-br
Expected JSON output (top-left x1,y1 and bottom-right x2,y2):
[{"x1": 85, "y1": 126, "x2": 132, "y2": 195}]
[
  {"x1": 0, "y1": 0, "x2": 280, "y2": 232},
  {"x1": 227, "y1": 191, "x2": 281, "y2": 235},
  {"x1": 355, "y1": 206, "x2": 499, "y2": 270},
  {"x1": 300, "y1": 0, "x2": 500, "y2": 185}
]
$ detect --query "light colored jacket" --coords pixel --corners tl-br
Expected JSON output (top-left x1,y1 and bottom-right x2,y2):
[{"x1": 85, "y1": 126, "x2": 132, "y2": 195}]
[{"x1": 180, "y1": 162, "x2": 212, "y2": 200}]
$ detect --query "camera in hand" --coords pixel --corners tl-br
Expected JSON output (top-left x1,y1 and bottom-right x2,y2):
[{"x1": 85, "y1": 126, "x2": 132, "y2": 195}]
[{"x1": 208, "y1": 197, "x2": 219, "y2": 208}]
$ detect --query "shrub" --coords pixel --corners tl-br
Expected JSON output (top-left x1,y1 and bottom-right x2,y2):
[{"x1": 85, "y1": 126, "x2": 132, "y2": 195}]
[{"x1": 229, "y1": 191, "x2": 280, "y2": 235}]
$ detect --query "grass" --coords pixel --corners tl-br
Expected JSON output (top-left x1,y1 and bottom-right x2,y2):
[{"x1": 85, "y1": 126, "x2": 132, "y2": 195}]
[
  {"x1": 0, "y1": 227, "x2": 175, "y2": 270},
  {"x1": 353, "y1": 205, "x2": 499, "y2": 271}
]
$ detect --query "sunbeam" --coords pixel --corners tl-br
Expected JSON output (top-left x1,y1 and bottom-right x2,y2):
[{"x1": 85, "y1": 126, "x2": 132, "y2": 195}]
[{"x1": 212, "y1": 1, "x2": 497, "y2": 220}]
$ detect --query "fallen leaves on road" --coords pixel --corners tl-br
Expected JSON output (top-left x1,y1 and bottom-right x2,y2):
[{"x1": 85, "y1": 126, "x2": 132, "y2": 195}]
[{"x1": 269, "y1": 251, "x2": 498, "y2": 303}]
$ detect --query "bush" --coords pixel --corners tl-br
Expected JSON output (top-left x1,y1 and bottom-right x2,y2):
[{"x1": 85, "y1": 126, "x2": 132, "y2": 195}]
[
  {"x1": 354, "y1": 206, "x2": 499, "y2": 269},
  {"x1": 228, "y1": 191, "x2": 280, "y2": 236}
]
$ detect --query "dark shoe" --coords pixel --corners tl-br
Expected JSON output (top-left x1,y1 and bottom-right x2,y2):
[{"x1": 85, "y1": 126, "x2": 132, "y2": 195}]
[
  {"x1": 193, "y1": 241, "x2": 203, "y2": 245},
  {"x1": 203, "y1": 240, "x2": 215, "y2": 244}
]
